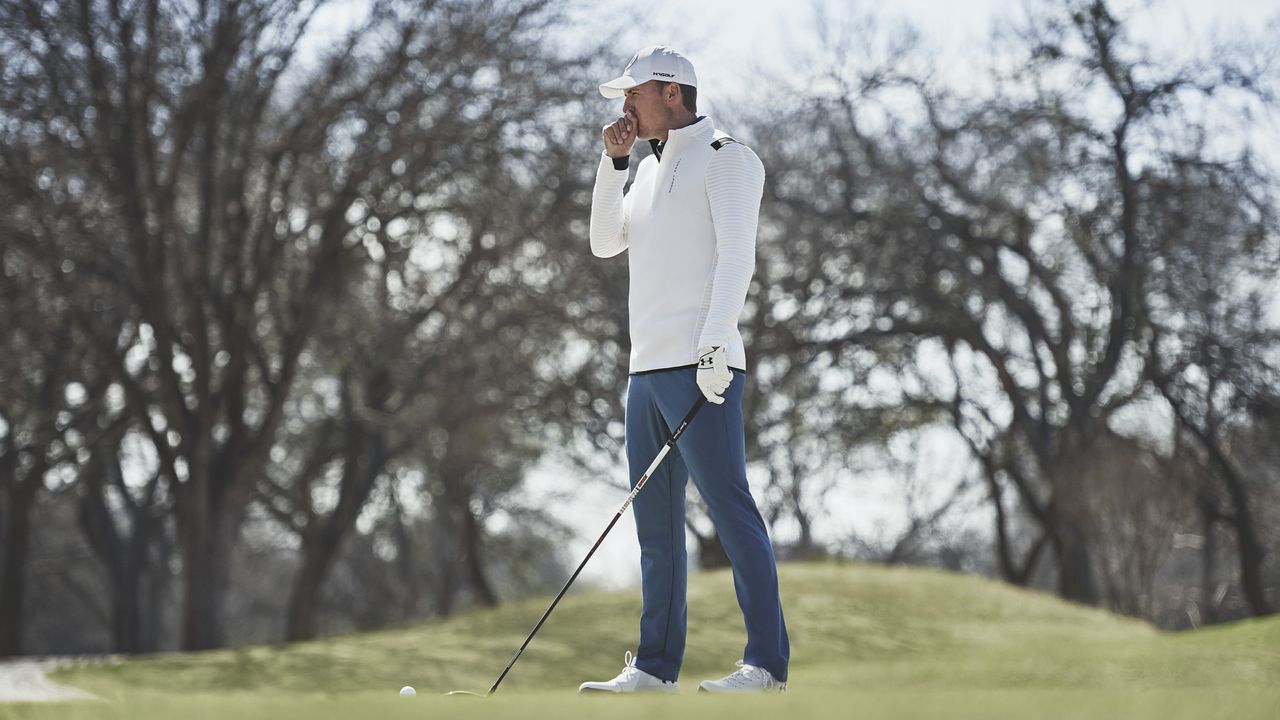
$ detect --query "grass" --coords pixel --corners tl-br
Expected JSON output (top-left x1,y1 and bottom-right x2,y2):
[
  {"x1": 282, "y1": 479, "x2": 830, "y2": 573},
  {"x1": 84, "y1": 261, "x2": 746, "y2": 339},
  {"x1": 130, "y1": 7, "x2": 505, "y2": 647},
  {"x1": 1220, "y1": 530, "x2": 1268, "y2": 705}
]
[{"x1": 3, "y1": 561, "x2": 1278, "y2": 719}]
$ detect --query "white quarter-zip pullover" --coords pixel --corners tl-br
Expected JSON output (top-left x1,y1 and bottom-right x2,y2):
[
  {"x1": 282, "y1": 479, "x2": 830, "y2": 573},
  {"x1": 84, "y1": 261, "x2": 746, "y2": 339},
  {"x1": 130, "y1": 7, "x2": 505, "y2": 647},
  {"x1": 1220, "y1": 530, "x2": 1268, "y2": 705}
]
[{"x1": 590, "y1": 116, "x2": 764, "y2": 374}]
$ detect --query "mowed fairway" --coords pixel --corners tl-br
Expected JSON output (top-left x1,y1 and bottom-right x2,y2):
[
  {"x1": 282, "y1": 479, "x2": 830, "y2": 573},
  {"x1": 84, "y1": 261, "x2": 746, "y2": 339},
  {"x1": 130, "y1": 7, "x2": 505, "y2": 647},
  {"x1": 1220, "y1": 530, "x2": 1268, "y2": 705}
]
[{"x1": 5, "y1": 562, "x2": 1279, "y2": 719}]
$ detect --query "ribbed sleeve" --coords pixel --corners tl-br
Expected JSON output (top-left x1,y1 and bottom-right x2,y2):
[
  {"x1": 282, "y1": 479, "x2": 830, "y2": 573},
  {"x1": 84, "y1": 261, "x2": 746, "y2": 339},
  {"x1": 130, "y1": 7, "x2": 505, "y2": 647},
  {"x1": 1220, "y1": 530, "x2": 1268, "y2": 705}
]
[
  {"x1": 590, "y1": 151, "x2": 630, "y2": 258},
  {"x1": 698, "y1": 143, "x2": 764, "y2": 349}
]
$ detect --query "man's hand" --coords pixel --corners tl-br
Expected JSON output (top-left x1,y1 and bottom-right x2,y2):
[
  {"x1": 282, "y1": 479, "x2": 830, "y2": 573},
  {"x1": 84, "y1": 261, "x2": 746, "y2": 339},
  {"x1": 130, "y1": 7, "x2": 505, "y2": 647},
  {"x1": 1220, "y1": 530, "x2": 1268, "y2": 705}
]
[
  {"x1": 602, "y1": 109, "x2": 637, "y2": 159},
  {"x1": 696, "y1": 345, "x2": 732, "y2": 405}
]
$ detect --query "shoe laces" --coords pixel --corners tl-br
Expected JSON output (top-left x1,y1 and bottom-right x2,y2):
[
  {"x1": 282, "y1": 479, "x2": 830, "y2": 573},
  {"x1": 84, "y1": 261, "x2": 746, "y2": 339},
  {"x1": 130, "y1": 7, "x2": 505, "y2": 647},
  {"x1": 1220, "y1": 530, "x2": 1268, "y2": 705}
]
[
  {"x1": 616, "y1": 651, "x2": 642, "y2": 682},
  {"x1": 724, "y1": 659, "x2": 780, "y2": 689}
]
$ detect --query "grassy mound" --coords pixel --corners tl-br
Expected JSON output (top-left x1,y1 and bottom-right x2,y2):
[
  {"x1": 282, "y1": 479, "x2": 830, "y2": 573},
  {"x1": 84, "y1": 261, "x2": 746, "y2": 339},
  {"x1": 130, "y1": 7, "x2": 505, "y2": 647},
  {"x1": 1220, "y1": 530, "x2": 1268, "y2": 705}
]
[{"x1": 7, "y1": 561, "x2": 1278, "y2": 719}]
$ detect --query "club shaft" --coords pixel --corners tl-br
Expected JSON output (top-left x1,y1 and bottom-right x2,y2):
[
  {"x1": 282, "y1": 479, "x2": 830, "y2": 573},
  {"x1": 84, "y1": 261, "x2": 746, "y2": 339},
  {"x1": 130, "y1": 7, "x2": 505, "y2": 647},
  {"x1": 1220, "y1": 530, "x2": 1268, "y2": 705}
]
[{"x1": 486, "y1": 395, "x2": 707, "y2": 695}]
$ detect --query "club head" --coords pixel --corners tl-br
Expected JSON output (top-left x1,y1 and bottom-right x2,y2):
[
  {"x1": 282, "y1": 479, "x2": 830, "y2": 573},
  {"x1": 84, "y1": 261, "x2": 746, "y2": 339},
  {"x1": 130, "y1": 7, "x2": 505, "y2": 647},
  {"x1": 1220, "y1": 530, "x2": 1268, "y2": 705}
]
[{"x1": 444, "y1": 690, "x2": 485, "y2": 698}]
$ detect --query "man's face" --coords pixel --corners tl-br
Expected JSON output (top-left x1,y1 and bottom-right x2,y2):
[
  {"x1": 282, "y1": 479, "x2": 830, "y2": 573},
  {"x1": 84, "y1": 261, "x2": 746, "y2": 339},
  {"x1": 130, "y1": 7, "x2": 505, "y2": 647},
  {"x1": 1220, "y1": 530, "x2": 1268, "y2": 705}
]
[{"x1": 621, "y1": 81, "x2": 674, "y2": 140}]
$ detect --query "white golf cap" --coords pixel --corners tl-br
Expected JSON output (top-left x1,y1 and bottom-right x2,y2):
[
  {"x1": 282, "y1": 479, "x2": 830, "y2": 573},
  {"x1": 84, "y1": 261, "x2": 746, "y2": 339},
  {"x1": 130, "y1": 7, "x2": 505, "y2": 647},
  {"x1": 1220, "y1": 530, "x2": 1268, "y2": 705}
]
[{"x1": 599, "y1": 45, "x2": 697, "y2": 98}]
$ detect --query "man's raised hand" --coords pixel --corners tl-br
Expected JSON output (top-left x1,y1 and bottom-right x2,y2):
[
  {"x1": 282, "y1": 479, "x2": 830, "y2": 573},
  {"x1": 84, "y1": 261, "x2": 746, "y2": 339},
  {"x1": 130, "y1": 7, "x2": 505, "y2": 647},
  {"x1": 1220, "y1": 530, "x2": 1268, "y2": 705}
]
[{"x1": 602, "y1": 109, "x2": 637, "y2": 158}]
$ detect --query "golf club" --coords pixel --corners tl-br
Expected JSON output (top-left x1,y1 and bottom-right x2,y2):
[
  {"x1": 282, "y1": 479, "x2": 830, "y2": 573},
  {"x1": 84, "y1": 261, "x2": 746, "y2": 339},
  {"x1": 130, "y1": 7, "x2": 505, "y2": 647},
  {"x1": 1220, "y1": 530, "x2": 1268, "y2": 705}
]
[{"x1": 445, "y1": 394, "x2": 708, "y2": 698}]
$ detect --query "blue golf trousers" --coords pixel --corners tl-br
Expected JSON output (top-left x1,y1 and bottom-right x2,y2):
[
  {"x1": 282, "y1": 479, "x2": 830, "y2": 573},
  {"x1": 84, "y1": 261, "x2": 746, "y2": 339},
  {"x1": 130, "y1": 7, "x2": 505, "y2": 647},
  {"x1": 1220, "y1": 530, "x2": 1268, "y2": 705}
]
[{"x1": 625, "y1": 367, "x2": 790, "y2": 683}]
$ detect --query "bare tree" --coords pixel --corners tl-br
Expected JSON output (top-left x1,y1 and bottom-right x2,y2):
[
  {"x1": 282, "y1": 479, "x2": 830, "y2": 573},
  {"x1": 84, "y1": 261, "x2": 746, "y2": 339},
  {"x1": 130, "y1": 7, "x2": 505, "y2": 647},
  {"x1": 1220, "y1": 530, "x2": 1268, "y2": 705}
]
[
  {"x1": 0, "y1": 251, "x2": 92, "y2": 654},
  {"x1": 77, "y1": 423, "x2": 170, "y2": 653},
  {"x1": 0, "y1": 0, "x2": 602, "y2": 649},
  {"x1": 757, "y1": 0, "x2": 1278, "y2": 611},
  {"x1": 249, "y1": 7, "x2": 607, "y2": 637}
]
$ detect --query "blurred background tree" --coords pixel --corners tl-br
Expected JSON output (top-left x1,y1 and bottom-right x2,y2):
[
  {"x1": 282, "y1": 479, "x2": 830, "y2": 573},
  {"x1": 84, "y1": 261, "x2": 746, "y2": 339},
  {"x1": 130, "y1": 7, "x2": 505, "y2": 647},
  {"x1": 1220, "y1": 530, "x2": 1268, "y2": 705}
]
[{"x1": 743, "y1": 0, "x2": 1278, "y2": 613}]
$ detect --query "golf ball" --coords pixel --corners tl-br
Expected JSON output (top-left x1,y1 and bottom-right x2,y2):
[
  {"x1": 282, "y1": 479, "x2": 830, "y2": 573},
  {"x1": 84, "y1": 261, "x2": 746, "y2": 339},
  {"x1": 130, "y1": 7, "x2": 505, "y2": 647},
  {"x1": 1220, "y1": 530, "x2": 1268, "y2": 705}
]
[{"x1": 400, "y1": 685, "x2": 416, "y2": 697}]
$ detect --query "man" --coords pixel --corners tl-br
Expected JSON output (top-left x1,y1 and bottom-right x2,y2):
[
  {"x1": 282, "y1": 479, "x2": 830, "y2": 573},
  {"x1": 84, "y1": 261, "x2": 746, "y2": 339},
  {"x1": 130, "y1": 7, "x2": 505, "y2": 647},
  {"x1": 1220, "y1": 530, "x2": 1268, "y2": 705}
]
[{"x1": 577, "y1": 45, "x2": 790, "y2": 695}]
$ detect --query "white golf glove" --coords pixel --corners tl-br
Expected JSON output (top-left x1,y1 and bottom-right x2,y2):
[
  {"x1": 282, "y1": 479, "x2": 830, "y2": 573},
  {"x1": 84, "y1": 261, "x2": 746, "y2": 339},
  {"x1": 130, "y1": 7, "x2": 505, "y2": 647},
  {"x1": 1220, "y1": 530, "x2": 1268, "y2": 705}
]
[{"x1": 696, "y1": 345, "x2": 732, "y2": 404}]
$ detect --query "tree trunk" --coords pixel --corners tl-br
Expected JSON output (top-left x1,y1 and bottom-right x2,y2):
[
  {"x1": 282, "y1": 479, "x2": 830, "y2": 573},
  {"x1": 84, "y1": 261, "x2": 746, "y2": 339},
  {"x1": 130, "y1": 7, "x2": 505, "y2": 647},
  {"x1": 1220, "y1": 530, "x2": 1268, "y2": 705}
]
[
  {"x1": 794, "y1": 508, "x2": 815, "y2": 559},
  {"x1": 1218, "y1": 474, "x2": 1274, "y2": 617},
  {"x1": 1200, "y1": 507, "x2": 1217, "y2": 624},
  {"x1": 460, "y1": 503, "x2": 497, "y2": 607},
  {"x1": 109, "y1": 564, "x2": 144, "y2": 654},
  {"x1": 433, "y1": 503, "x2": 458, "y2": 617},
  {"x1": 112, "y1": 503, "x2": 162, "y2": 654},
  {"x1": 80, "y1": 498, "x2": 148, "y2": 654},
  {"x1": 286, "y1": 421, "x2": 387, "y2": 641},
  {"x1": 179, "y1": 508, "x2": 236, "y2": 651},
  {"x1": 435, "y1": 549, "x2": 458, "y2": 617},
  {"x1": 144, "y1": 521, "x2": 174, "y2": 652},
  {"x1": 389, "y1": 491, "x2": 421, "y2": 618},
  {"x1": 285, "y1": 523, "x2": 349, "y2": 642},
  {"x1": 0, "y1": 480, "x2": 37, "y2": 656},
  {"x1": 180, "y1": 536, "x2": 221, "y2": 651},
  {"x1": 285, "y1": 543, "x2": 328, "y2": 642},
  {"x1": 1053, "y1": 520, "x2": 1099, "y2": 605},
  {"x1": 1161, "y1": 383, "x2": 1274, "y2": 616},
  {"x1": 78, "y1": 446, "x2": 158, "y2": 654},
  {"x1": 1230, "y1": 519, "x2": 1273, "y2": 617}
]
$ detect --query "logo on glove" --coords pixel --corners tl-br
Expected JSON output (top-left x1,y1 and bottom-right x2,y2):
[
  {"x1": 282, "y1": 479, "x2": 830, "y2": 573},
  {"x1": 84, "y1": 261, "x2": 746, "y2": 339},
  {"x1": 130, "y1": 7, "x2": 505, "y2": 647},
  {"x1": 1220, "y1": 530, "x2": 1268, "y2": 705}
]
[{"x1": 696, "y1": 345, "x2": 732, "y2": 405}]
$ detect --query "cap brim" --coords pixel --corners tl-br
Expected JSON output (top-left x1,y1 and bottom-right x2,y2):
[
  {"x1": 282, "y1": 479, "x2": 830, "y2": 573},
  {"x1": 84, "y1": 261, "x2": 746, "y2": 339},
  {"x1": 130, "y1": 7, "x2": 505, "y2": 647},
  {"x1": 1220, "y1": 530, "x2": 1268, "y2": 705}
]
[{"x1": 599, "y1": 75, "x2": 640, "y2": 99}]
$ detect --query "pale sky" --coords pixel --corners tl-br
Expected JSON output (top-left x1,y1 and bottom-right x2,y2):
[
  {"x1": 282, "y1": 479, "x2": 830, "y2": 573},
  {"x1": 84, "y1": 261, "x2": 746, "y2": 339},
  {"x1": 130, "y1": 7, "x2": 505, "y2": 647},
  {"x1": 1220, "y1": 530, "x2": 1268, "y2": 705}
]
[{"x1": 589, "y1": 0, "x2": 1279, "y2": 102}]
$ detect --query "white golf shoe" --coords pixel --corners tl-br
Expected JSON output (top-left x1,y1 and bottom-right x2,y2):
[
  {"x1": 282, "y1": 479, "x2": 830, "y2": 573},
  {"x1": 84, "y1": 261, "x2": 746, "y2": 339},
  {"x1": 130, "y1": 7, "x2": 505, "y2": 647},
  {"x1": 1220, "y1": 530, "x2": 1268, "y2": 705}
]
[
  {"x1": 697, "y1": 660, "x2": 787, "y2": 693},
  {"x1": 578, "y1": 651, "x2": 679, "y2": 694}
]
